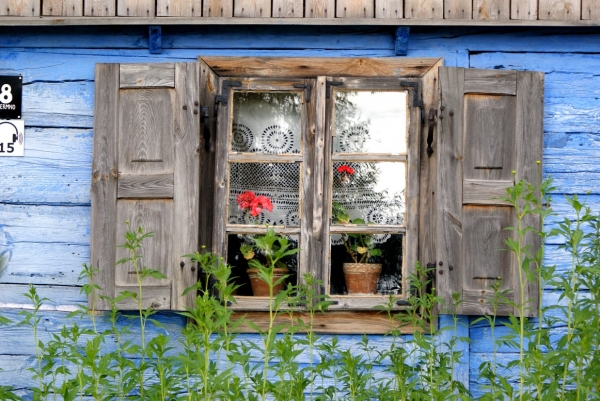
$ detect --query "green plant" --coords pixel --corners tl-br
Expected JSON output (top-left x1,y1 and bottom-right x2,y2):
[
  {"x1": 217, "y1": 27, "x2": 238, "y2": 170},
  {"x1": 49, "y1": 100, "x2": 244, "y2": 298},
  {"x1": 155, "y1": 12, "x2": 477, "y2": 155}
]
[{"x1": 331, "y1": 201, "x2": 381, "y2": 263}]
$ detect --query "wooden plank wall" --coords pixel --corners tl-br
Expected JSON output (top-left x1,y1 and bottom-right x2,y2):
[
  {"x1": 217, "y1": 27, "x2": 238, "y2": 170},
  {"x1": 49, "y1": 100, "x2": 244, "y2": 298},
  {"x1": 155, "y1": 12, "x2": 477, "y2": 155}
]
[
  {"x1": 0, "y1": 0, "x2": 596, "y2": 19},
  {"x1": 1, "y1": 25, "x2": 600, "y2": 397}
]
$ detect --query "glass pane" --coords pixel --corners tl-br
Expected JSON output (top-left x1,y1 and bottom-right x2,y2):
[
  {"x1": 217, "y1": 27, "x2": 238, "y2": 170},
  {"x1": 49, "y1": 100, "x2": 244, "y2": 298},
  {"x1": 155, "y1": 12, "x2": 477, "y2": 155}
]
[
  {"x1": 333, "y1": 91, "x2": 408, "y2": 154},
  {"x1": 229, "y1": 162, "x2": 300, "y2": 226},
  {"x1": 329, "y1": 233, "x2": 403, "y2": 295},
  {"x1": 332, "y1": 162, "x2": 405, "y2": 226},
  {"x1": 232, "y1": 92, "x2": 302, "y2": 154},
  {"x1": 227, "y1": 233, "x2": 298, "y2": 296}
]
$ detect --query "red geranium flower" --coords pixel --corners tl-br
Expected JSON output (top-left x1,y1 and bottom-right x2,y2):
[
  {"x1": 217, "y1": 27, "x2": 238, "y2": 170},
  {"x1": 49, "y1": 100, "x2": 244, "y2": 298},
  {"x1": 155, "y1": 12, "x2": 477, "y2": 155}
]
[
  {"x1": 337, "y1": 165, "x2": 355, "y2": 175},
  {"x1": 237, "y1": 191, "x2": 256, "y2": 210},
  {"x1": 249, "y1": 195, "x2": 274, "y2": 217}
]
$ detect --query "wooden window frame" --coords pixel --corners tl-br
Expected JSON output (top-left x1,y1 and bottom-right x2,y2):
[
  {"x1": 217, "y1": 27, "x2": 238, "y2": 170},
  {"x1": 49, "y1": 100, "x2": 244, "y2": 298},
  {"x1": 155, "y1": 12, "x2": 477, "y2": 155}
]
[{"x1": 200, "y1": 56, "x2": 442, "y2": 334}]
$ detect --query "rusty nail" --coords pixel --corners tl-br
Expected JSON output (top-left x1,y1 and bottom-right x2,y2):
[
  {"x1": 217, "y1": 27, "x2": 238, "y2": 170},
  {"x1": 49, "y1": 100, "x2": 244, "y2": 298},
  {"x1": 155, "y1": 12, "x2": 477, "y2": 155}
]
[
  {"x1": 439, "y1": 261, "x2": 443, "y2": 266},
  {"x1": 449, "y1": 265, "x2": 454, "y2": 271},
  {"x1": 191, "y1": 266, "x2": 196, "y2": 272},
  {"x1": 439, "y1": 270, "x2": 443, "y2": 275},
  {"x1": 449, "y1": 111, "x2": 454, "y2": 116},
  {"x1": 194, "y1": 101, "x2": 199, "y2": 106},
  {"x1": 193, "y1": 109, "x2": 198, "y2": 115},
  {"x1": 180, "y1": 261, "x2": 185, "y2": 268},
  {"x1": 183, "y1": 105, "x2": 188, "y2": 110}
]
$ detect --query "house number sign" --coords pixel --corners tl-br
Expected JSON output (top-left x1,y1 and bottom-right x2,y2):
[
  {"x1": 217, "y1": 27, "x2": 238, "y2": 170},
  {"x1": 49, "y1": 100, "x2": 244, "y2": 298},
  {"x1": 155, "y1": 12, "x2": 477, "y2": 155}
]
[{"x1": 0, "y1": 75, "x2": 25, "y2": 157}]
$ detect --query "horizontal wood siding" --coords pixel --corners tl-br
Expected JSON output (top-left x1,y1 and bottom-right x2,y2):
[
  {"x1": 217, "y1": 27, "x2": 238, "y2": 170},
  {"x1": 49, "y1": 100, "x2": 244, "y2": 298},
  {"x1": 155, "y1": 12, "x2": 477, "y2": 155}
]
[
  {"x1": 2, "y1": 0, "x2": 600, "y2": 19},
  {"x1": 0, "y1": 26, "x2": 599, "y2": 397}
]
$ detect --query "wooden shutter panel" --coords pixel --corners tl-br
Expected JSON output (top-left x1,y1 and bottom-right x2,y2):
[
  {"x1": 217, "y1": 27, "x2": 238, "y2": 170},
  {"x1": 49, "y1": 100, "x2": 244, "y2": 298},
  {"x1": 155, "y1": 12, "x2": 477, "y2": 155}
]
[
  {"x1": 90, "y1": 63, "x2": 200, "y2": 311},
  {"x1": 436, "y1": 67, "x2": 544, "y2": 316}
]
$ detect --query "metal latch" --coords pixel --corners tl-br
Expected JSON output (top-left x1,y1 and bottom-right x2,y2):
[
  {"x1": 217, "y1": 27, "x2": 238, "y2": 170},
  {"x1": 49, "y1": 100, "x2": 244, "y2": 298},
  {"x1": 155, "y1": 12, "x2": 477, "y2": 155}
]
[
  {"x1": 326, "y1": 80, "x2": 343, "y2": 99},
  {"x1": 201, "y1": 106, "x2": 211, "y2": 152},
  {"x1": 293, "y1": 83, "x2": 311, "y2": 102},
  {"x1": 427, "y1": 108, "x2": 437, "y2": 157}
]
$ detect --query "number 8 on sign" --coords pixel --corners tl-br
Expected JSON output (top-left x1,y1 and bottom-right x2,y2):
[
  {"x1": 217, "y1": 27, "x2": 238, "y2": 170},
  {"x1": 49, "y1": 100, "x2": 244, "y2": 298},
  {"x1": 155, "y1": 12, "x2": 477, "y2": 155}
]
[{"x1": 1, "y1": 84, "x2": 13, "y2": 104}]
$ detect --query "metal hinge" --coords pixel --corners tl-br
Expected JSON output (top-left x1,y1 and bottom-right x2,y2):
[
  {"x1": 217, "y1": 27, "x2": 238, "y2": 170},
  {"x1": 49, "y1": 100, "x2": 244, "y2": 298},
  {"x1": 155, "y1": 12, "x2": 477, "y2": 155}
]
[
  {"x1": 427, "y1": 108, "x2": 437, "y2": 157},
  {"x1": 400, "y1": 81, "x2": 423, "y2": 108},
  {"x1": 215, "y1": 80, "x2": 242, "y2": 106},
  {"x1": 293, "y1": 83, "x2": 311, "y2": 102},
  {"x1": 326, "y1": 80, "x2": 343, "y2": 99}
]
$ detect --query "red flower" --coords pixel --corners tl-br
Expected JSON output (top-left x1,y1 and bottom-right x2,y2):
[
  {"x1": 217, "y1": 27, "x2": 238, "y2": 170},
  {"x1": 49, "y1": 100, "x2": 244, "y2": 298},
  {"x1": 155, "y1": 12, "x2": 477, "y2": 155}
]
[
  {"x1": 237, "y1": 191, "x2": 256, "y2": 210},
  {"x1": 337, "y1": 165, "x2": 355, "y2": 175},
  {"x1": 249, "y1": 196, "x2": 274, "y2": 217}
]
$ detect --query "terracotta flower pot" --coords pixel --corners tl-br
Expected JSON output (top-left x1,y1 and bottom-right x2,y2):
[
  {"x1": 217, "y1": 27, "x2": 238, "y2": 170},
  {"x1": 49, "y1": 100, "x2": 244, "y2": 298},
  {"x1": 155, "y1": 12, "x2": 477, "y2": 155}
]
[
  {"x1": 247, "y1": 267, "x2": 289, "y2": 296},
  {"x1": 343, "y1": 263, "x2": 382, "y2": 294}
]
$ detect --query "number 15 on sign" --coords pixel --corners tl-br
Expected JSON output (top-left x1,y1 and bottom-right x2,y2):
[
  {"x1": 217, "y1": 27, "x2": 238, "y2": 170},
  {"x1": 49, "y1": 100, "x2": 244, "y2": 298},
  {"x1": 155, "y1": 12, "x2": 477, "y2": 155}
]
[{"x1": 0, "y1": 120, "x2": 25, "y2": 156}]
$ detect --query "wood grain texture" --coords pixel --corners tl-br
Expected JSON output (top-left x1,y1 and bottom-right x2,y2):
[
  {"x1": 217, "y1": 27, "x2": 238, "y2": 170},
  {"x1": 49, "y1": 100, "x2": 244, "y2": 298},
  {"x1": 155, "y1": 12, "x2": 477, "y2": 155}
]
[
  {"x1": 511, "y1": 0, "x2": 537, "y2": 19},
  {"x1": 273, "y1": 0, "x2": 303, "y2": 17},
  {"x1": 117, "y1": 174, "x2": 174, "y2": 198},
  {"x1": 117, "y1": 0, "x2": 154, "y2": 15},
  {"x1": 0, "y1": 0, "x2": 38, "y2": 15},
  {"x1": 305, "y1": 0, "x2": 334, "y2": 17},
  {"x1": 157, "y1": 0, "x2": 201, "y2": 16},
  {"x1": 84, "y1": 0, "x2": 115, "y2": 15},
  {"x1": 464, "y1": 69, "x2": 516, "y2": 94},
  {"x1": 202, "y1": 57, "x2": 442, "y2": 79},
  {"x1": 336, "y1": 0, "x2": 374, "y2": 17},
  {"x1": 539, "y1": 0, "x2": 580, "y2": 19},
  {"x1": 462, "y1": 180, "x2": 512, "y2": 205},
  {"x1": 376, "y1": 0, "x2": 402, "y2": 17},
  {"x1": 120, "y1": 63, "x2": 175, "y2": 88},
  {"x1": 234, "y1": 0, "x2": 270, "y2": 17},
  {"x1": 202, "y1": 0, "x2": 232, "y2": 16},
  {"x1": 473, "y1": 0, "x2": 509, "y2": 19},
  {"x1": 212, "y1": 77, "x2": 229, "y2": 258},
  {"x1": 42, "y1": 0, "x2": 82, "y2": 15},
  {"x1": 313, "y1": 77, "x2": 328, "y2": 286},
  {"x1": 404, "y1": 0, "x2": 443, "y2": 18},
  {"x1": 444, "y1": 0, "x2": 472, "y2": 18},
  {"x1": 582, "y1": 0, "x2": 600, "y2": 18}
]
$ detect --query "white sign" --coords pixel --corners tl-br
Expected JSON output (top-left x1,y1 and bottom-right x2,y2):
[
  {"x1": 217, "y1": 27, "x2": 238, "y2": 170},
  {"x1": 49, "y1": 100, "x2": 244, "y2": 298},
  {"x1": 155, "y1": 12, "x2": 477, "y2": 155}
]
[{"x1": 0, "y1": 120, "x2": 25, "y2": 156}]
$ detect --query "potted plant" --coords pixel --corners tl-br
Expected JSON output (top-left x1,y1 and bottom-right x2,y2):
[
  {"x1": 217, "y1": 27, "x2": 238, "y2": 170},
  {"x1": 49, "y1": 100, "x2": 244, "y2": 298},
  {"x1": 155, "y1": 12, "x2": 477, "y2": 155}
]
[
  {"x1": 236, "y1": 191, "x2": 298, "y2": 296},
  {"x1": 332, "y1": 165, "x2": 383, "y2": 294}
]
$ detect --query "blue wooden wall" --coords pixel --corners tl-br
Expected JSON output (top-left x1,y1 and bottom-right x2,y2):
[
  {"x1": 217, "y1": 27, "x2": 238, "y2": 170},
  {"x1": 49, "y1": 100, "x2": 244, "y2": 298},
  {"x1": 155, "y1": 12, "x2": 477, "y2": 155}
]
[{"x1": 1, "y1": 25, "x2": 599, "y2": 398}]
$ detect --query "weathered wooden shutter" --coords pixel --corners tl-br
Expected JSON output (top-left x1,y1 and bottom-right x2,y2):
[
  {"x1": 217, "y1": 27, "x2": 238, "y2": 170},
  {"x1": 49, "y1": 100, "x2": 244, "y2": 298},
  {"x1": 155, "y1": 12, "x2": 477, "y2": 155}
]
[
  {"x1": 436, "y1": 67, "x2": 544, "y2": 316},
  {"x1": 90, "y1": 63, "x2": 200, "y2": 311}
]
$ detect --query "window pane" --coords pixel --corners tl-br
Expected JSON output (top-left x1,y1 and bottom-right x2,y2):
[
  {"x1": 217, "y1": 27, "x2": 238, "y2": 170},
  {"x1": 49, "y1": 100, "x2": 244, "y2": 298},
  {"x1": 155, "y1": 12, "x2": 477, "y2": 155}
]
[
  {"x1": 329, "y1": 233, "x2": 403, "y2": 295},
  {"x1": 229, "y1": 162, "x2": 300, "y2": 226},
  {"x1": 227, "y1": 233, "x2": 298, "y2": 296},
  {"x1": 332, "y1": 162, "x2": 405, "y2": 226},
  {"x1": 333, "y1": 91, "x2": 408, "y2": 154},
  {"x1": 232, "y1": 92, "x2": 302, "y2": 154}
]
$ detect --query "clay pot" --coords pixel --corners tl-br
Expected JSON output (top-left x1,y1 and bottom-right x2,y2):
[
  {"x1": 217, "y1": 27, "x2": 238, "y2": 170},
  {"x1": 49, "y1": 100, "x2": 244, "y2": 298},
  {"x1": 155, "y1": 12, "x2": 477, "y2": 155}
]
[
  {"x1": 247, "y1": 267, "x2": 289, "y2": 296},
  {"x1": 343, "y1": 263, "x2": 382, "y2": 294}
]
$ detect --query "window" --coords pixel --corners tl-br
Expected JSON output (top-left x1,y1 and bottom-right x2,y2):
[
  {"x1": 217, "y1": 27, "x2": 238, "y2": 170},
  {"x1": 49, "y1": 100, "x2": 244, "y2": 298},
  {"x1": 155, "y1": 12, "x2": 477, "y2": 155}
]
[
  {"x1": 213, "y1": 76, "x2": 419, "y2": 312},
  {"x1": 90, "y1": 59, "x2": 544, "y2": 332}
]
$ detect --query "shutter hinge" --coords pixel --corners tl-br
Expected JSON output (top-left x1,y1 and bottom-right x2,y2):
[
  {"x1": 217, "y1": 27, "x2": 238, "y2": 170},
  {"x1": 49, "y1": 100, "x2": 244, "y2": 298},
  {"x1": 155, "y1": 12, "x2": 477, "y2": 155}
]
[
  {"x1": 427, "y1": 108, "x2": 437, "y2": 157},
  {"x1": 326, "y1": 80, "x2": 343, "y2": 99},
  {"x1": 293, "y1": 83, "x2": 311, "y2": 102},
  {"x1": 200, "y1": 106, "x2": 211, "y2": 152},
  {"x1": 215, "y1": 80, "x2": 242, "y2": 106},
  {"x1": 400, "y1": 81, "x2": 423, "y2": 108}
]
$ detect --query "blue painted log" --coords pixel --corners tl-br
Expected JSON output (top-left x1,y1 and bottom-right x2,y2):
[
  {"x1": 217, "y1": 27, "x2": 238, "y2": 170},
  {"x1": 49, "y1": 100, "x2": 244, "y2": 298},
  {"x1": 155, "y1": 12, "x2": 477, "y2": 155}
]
[{"x1": 394, "y1": 27, "x2": 409, "y2": 56}]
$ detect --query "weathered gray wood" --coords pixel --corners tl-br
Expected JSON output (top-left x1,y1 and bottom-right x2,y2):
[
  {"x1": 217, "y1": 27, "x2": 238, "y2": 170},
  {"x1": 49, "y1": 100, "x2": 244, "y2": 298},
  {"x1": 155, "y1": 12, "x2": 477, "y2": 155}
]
[
  {"x1": 331, "y1": 154, "x2": 408, "y2": 161},
  {"x1": 464, "y1": 69, "x2": 516, "y2": 94},
  {"x1": 313, "y1": 77, "x2": 328, "y2": 286},
  {"x1": 91, "y1": 62, "x2": 199, "y2": 311},
  {"x1": 473, "y1": 0, "x2": 509, "y2": 19},
  {"x1": 229, "y1": 154, "x2": 303, "y2": 162},
  {"x1": 462, "y1": 180, "x2": 512, "y2": 205},
  {"x1": 202, "y1": 0, "x2": 233, "y2": 16},
  {"x1": 515, "y1": 71, "x2": 544, "y2": 317},
  {"x1": 326, "y1": 295, "x2": 411, "y2": 310},
  {"x1": 539, "y1": 0, "x2": 580, "y2": 19},
  {"x1": 299, "y1": 79, "x2": 315, "y2": 285},
  {"x1": 117, "y1": 174, "x2": 174, "y2": 198},
  {"x1": 511, "y1": 0, "x2": 537, "y2": 19},
  {"x1": 201, "y1": 57, "x2": 441, "y2": 79},
  {"x1": 582, "y1": 0, "x2": 600, "y2": 18},
  {"x1": 336, "y1": 0, "x2": 374, "y2": 17},
  {"x1": 90, "y1": 63, "x2": 119, "y2": 311},
  {"x1": 273, "y1": 0, "x2": 303, "y2": 17},
  {"x1": 42, "y1": 0, "x2": 82, "y2": 15},
  {"x1": 168, "y1": 62, "x2": 201, "y2": 310},
  {"x1": 376, "y1": 0, "x2": 402, "y2": 17},
  {"x1": 444, "y1": 0, "x2": 471, "y2": 18},
  {"x1": 462, "y1": 288, "x2": 514, "y2": 315},
  {"x1": 404, "y1": 0, "x2": 443, "y2": 18},
  {"x1": 84, "y1": 0, "x2": 115, "y2": 15},
  {"x1": 0, "y1": 0, "x2": 38, "y2": 15},
  {"x1": 120, "y1": 63, "x2": 175, "y2": 88},
  {"x1": 436, "y1": 67, "x2": 464, "y2": 314},
  {"x1": 329, "y1": 226, "x2": 407, "y2": 233},
  {"x1": 212, "y1": 77, "x2": 230, "y2": 258},
  {"x1": 157, "y1": 0, "x2": 201, "y2": 16},
  {"x1": 234, "y1": 0, "x2": 270, "y2": 17},
  {"x1": 117, "y1": 0, "x2": 154, "y2": 15},
  {"x1": 199, "y1": 60, "x2": 218, "y2": 250},
  {"x1": 305, "y1": 0, "x2": 334, "y2": 17},
  {"x1": 437, "y1": 67, "x2": 544, "y2": 317}
]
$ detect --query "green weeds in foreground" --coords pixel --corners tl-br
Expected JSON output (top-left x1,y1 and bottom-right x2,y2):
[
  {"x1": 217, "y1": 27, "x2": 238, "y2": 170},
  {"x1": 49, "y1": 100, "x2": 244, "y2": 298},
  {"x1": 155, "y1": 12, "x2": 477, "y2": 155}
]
[{"x1": 2, "y1": 174, "x2": 600, "y2": 400}]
